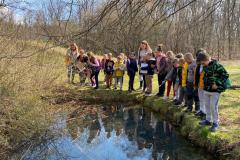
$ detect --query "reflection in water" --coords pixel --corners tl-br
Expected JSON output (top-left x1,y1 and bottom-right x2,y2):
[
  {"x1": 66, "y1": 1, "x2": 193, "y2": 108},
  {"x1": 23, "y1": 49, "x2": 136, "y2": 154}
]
[{"x1": 21, "y1": 105, "x2": 213, "y2": 160}]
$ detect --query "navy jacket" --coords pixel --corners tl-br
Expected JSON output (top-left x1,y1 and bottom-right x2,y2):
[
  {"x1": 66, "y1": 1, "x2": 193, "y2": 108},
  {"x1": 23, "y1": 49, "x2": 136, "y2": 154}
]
[{"x1": 127, "y1": 58, "x2": 138, "y2": 75}]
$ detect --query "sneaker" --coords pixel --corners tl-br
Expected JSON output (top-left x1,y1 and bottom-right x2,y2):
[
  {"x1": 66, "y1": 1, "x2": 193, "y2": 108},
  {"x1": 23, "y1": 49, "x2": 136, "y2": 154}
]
[
  {"x1": 199, "y1": 120, "x2": 211, "y2": 126},
  {"x1": 201, "y1": 113, "x2": 206, "y2": 120},
  {"x1": 163, "y1": 96, "x2": 169, "y2": 100},
  {"x1": 209, "y1": 123, "x2": 219, "y2": 132},
  {"x1": 156, "y1": 93, "x2": 164, "y2": 97},
  {"x1": 185, "y1": 109, "x2": 192, "y2": 113},
  {"x1": 173, "y1": 99, "x2": 178, "y2": 103},
  {"x1": 174, "y1": 101, "x2": 182, "y2": 106},
  {"x1": 195, "y1": 110, "x2": 202, "y2": 116},
  {"x1": 145, "y1": 93, "x2": 152, "y2": 97}
]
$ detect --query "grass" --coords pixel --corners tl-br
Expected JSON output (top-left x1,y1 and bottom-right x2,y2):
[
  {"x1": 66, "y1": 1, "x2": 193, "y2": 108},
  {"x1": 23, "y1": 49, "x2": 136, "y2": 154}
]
[
  {"x1": 1, "y1": 41, "x2": 240, "y2": 160},
  {"x1": 50, "y1": 59, "x2": 240, "y2": 160}
]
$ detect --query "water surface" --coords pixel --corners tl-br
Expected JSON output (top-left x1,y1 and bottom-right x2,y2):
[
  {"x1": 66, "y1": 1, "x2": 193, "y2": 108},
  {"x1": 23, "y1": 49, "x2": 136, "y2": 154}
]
[{"x1": 19, "y1": 105, "x2": 213, "y2": 160}]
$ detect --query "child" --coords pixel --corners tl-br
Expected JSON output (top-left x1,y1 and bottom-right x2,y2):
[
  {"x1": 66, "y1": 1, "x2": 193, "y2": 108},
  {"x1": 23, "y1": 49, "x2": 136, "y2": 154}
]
[
  {"x1": 87, "y1": 52, "x2": 100, "y2": 89},
  {"x1": 174, "y1": 59, "x2": 188, "y2": 106},
  {"x1": 141, "y1": 53, "x2": 156, "y2": 96},
  {"x1": 65, "y1": 43, "x2": 79, "y2": 83},
  {"x1": 127, "y1": 53, "x2": 138, "y2": 92},
  {"x1": 165, "y1": 51, "x2": 175, "y2": 99},
  {"x1": 114, "y1": 56, "x2": 125, "y2": 90},
  {"x1": 155, "y1": 44, "x2": 167, "y2": 97},
  {"x1": 101, "y1": 54, "x2": 108, "y2": 84},
  {"x1": 198, "y1": 53, "x2": 229, "y2": 132},
  {"x1": 77, "y1": 49, "x2": 88, "y2": 85},
  {"x1": 120, "y1": 53, "x2": 127, "y2": 83},
  {"x1": 184, "y1": 53, "x2": 199, "y2": 112},
  {"x1": 105, "y1": 53, "x2": 115, "y2": 89},
  {"x1": 170, "y1": 59, "x2": 183, "y2": 102},
  {"x1": 194, "y1": 49, "x2": 207, "y2": 118},
  {"x1": 139, "y1": 56, "x2": 148, "y2": 92}
]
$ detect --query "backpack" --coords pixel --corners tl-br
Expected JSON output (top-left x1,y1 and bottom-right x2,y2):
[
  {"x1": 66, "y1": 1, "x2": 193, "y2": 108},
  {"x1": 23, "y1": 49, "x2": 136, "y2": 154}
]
[{"x1": 224, "y1": 78, "x2": 232, "y2": 89}]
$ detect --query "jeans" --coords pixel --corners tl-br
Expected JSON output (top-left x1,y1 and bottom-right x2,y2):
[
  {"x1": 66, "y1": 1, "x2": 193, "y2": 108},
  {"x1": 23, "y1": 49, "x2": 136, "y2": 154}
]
[
  {"x1": 186, "y1": 82, "x2": 199, "y2": 111},
  {"x1": 139, "y1": 74, "x2": 146, "y2": 91},
  {"x1": 79, "y1": 71, "x2": 86, "y2": 84},
  {"x1": 128, "y1": 73, "x2": 135, "y2": 90},
  {"x1": 115, "y1": 77, "x2": 123, "y2": 90},
  {"x1": 67, "y1": 65, "x2": 75, "y2": 81},
  {"x1": 145, "y1": 75, "x2": 153, "y2": 93},
  {"x1": 91, "y1": 70, "x2": 99, "y2": 88},
  {"x1": 157, "y1": 73, "x2": 167, "y2": 96},
  {"x1": 106, "y1": 74, "x2": 113, "y2": 87},
  {"x1": 204, "y1": 91, "x2": 220, "y2": 124},
  {"x1": 198, "y1": 88, "x2": 206, "y2": 114}
]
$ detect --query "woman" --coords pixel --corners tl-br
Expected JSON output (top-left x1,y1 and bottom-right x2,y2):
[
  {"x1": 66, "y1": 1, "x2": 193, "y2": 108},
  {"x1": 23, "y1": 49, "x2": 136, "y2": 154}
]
[
  {"x1": 138, "y1": 40, "x2": 152, "y2": 91},
  {"x1": 87, "y1": 52, "x2": 100, "y2": 89},
  {"x1": 65, "y1": 43, "x2": 79, "y2": 84}
]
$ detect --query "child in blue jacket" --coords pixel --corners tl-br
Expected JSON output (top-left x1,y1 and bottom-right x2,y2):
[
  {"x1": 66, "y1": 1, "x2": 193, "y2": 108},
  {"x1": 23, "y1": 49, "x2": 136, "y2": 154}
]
[{"x1": 127, "y1": 53, "x2": 138, "y2": 92}]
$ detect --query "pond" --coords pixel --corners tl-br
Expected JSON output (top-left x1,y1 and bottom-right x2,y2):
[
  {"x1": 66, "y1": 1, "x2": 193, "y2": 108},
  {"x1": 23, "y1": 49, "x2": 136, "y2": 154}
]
[{"x1": 16, "y1": 104, "x2": 214, "y2": 160}]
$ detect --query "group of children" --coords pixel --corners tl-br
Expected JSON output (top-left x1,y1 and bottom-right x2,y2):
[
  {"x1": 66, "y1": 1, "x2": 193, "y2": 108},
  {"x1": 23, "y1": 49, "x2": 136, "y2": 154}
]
[{"x1": 65, "y1": 41, "x2": 230, "y2": 132}]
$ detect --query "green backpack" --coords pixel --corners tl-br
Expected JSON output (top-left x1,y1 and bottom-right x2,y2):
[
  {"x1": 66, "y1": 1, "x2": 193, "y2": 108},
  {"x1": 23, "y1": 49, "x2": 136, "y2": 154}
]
[{"x1": 224, "y1": 78, "x2": 232, "y2": 89}]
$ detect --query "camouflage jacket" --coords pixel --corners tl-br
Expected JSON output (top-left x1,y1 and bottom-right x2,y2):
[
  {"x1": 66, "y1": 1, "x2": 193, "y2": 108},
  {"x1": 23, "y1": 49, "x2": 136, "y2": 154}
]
[{"x1": 203, "y1": 60, "x2": 229, "y2": 93}]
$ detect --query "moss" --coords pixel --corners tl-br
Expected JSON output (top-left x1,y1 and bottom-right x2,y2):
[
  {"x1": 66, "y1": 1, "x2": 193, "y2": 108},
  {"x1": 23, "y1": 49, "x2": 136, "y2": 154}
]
[{"x1": 140, "y1": 96, "x2": 240, "y2": 160}]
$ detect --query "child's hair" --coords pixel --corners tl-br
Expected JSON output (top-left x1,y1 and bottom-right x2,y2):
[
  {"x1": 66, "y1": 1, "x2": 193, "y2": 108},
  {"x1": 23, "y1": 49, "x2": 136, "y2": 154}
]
[
  {"x1": 157, "y1": 44, "x2": 164, "y2": 52},
  {"x1": 196, "y1": 49, "x2": 207, "y2": 63},
  {"x1": 87, "y1": 51, "x2": 94, "y2": 58},
  {"x1": 176, "y1": 53, "x2": 184, "y2": 59},
  {"x1": 79, "y1": 49, "x2": 84, "y2": 54},
  {"x1": 117, "y1": 55, "x2": 122, "y2": 60},
  {"x1": 129, "y1": 52, "x2": 136, "y2": 57},
  {"x1": 184, "y1": 53, "x2": 194, "y2": 62},
  {"x1": 197, "y1": 53, "x2": 210, "y2": 62},
  {"x1": 107, "y1": 53, "x2": 112, "y2": 57},
  {"x1": 196, "y1": 48, "x2": 207, "y2": 58},
  {"x1": 172, "y1": 58, "x2": 179, "y2": 65},
  {"x1": 166, "y1": 51, "x2": 175, "y2": 59},
  {"x1": 120, "y1": 53, "x2": 125, "y2": 59},
  {"x1": 179, "y1": 58, "x2": 185, "y2": 66}
]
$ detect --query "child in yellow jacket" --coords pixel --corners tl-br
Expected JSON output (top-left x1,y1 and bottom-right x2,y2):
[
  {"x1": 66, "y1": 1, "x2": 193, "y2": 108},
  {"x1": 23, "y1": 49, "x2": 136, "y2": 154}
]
[
  {"x1": 194, "y1": 49, "x2": 207, "y2": 118},
  {"x1": 114, "y1": 56, "x2": 125, "y2": 90},
  {"x1": 174, "y1": 61, "x2": 188, "y2": 106}
]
